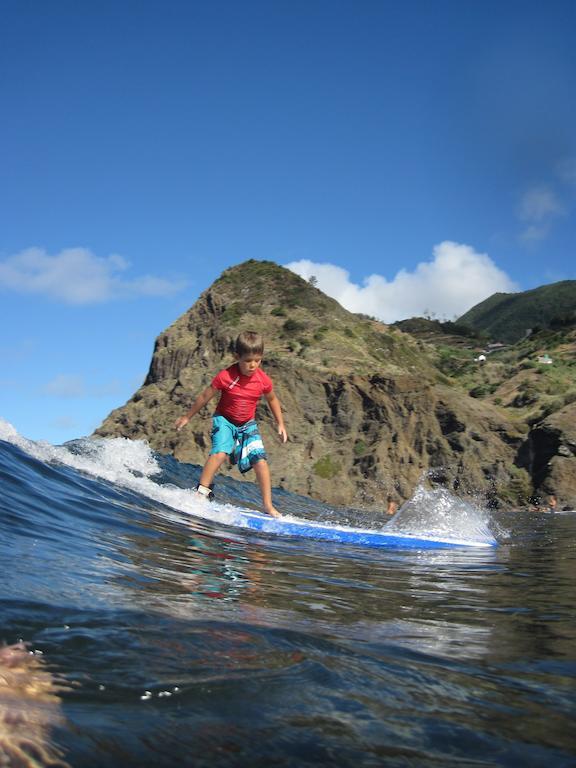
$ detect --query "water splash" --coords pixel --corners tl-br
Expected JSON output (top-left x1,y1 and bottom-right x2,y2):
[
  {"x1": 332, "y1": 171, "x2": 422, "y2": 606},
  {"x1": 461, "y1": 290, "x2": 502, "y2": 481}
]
[{"x1": 385, "y1": 480, "x2": 497, "y2": 543}]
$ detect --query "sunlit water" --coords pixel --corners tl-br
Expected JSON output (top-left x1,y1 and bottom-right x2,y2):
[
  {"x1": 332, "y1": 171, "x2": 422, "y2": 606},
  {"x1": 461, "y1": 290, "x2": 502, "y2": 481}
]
[{"x1": 0, "y1": 417, "x2": 575, "y2": 767}]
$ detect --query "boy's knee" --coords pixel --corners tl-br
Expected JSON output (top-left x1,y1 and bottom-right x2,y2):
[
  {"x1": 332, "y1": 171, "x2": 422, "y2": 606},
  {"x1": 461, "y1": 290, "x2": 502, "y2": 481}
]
[{"x1": 206, "y1": 452, "x2": 229, "y2": 470}]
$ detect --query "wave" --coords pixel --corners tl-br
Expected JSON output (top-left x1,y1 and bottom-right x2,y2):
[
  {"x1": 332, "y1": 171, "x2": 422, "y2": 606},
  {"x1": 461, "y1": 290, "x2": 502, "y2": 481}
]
[{"x1": 0, "y1": 417, "x2": 498, "y2": 547}]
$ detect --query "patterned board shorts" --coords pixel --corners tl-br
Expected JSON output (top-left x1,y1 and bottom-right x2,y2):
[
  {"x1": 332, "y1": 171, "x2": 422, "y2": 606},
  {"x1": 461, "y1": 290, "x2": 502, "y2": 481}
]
[{"x1": 210, "y1": 415, "x2": 267, "y2": 474}]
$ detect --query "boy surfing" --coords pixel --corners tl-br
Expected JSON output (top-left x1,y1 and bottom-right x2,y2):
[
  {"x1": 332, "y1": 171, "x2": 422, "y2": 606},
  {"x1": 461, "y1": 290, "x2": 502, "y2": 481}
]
[{"x1": 175, "y1": 331, "x2": 287, "y2": 517}]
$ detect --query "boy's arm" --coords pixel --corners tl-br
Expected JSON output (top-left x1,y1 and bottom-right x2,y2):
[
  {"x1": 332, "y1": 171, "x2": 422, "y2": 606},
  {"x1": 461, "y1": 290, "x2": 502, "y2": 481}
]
[
  {"x1": 175, "y1": 385, "x2": 218, "y2": 431},
  {"x1": 264, "y1": 391, "x2": 288, "y2": 443}
]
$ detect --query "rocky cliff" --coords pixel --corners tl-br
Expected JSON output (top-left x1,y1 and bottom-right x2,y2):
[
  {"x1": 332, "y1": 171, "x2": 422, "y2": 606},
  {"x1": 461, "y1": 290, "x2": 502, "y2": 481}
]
[
  {"x1": 94, "y1": 260, "x2": 575, "y2": 510},
  {"x1": 516, "y1": 402, "x2": 576, "y2": 505}
]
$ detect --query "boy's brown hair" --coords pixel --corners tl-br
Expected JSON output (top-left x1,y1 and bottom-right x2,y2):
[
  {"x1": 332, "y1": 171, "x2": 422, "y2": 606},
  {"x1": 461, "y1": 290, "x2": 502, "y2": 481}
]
[{"x1": 235, "y1": 331, "x2": 264, "y2": 357}]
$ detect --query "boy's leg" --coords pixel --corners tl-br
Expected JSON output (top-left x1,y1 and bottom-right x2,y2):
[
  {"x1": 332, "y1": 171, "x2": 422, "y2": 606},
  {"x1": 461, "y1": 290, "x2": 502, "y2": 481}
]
[
  {"x1": 196, "y1": 417, "x2": 236, "y2": 497},
  {"x1": 199, "y1": 452, "x2": 228, "y2": 488},
  {"x1": 253, "y1": 459, "x2": 281, "y2": 518}
]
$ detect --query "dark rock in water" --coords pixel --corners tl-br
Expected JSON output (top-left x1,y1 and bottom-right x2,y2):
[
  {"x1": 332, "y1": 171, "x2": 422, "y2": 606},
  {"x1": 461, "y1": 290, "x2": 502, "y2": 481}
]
[{"x1": 93, "y1": 260, "x2": 574, "y2": 510}]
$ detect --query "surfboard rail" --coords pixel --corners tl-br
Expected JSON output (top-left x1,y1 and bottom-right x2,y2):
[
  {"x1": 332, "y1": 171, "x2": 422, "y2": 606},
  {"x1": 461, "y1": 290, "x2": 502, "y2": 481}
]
[{"x1": 228, "y1": 509, "x2": 497, "y2": 549}]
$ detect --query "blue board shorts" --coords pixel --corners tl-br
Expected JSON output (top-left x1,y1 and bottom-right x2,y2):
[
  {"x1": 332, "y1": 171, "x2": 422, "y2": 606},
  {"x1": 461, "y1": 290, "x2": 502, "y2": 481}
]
[{"x1": 210, "y1": 415, "x2": 267, "y2": 474}]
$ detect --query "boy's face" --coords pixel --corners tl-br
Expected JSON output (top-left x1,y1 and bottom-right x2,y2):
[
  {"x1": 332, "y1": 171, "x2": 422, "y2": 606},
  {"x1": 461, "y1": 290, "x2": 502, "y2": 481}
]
[{"x1": 235, "y1": 353, "x2": 262, "y2": 377}]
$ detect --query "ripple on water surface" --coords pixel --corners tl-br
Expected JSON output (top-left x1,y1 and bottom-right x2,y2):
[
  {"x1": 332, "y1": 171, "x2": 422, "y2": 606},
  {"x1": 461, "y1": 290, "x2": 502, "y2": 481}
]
[{"x1": 1, "y1": 425, "x2": 575, "y2": 766}]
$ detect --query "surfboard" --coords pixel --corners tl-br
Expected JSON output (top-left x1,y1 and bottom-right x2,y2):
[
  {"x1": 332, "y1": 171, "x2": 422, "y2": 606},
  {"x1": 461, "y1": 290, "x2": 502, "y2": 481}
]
[{"x1": 226, "y1": 508, "x2": 497, "y2": 549}]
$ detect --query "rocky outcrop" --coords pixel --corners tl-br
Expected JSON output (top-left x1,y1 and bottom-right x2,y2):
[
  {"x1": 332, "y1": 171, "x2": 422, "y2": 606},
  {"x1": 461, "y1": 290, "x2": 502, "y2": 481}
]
[
  {"x1": 94, "y1": 260, "x2": 572, "y2": 510},
  {"x1": 517, "y1": 402, "x2": 576, "y2": 507}
]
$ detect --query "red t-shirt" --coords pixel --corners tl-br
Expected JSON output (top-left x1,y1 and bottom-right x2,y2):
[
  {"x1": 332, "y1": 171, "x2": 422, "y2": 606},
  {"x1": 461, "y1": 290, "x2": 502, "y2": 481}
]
[{"x1": 212, "y1": 364, "x2": 273, "y2": 425}]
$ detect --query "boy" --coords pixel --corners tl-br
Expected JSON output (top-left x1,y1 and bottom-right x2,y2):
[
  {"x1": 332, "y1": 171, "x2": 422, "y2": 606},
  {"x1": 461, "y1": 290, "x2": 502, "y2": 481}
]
[{"x1": 175, "y1": 331, "x2": 287, "y2": 517}]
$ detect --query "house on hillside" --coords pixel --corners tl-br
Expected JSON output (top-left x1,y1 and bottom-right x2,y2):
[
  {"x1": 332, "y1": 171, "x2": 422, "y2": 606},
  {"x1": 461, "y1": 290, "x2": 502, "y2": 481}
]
[{"x1": 537, "y1": 353, "x2": 553, "y2": 365}]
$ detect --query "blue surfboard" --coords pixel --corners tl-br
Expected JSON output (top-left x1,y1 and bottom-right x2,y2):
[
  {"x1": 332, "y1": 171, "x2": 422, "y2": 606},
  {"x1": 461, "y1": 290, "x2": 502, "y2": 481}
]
[{"x1": 225, "y1": 508, "x2": 497, "y2": 549}]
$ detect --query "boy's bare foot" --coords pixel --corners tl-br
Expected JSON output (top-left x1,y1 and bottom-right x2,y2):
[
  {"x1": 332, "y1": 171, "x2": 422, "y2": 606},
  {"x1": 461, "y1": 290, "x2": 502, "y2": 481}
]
[{"x1": 264, "y1": 505, "x2": 282, "y2": 518}]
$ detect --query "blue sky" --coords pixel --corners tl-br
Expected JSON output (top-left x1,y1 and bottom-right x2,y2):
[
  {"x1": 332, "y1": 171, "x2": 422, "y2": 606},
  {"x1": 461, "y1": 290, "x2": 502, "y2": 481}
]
[{"x1": 1, "y1": 0, "x2": 575, "y2": 444}]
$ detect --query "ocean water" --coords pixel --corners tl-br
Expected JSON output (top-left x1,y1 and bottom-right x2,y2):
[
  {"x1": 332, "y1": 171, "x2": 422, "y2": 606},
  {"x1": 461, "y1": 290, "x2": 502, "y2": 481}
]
[{"x1": 0, "y1": 417, "x2": 575, "y2": 767}]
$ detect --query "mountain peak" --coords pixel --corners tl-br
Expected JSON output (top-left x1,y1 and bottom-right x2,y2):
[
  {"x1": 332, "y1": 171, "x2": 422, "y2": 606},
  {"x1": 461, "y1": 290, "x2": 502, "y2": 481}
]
[{"x1": 159, "y1": 259, "x2": 430, "y2": 379}]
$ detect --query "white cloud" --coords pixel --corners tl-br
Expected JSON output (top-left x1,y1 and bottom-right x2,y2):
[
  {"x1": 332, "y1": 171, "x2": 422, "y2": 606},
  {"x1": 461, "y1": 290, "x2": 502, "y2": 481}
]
[
  {"x1": 42, "y1": 374, "x2": 124, "y2": 399},
  {"x1": 43, "y1": 374, "x2": 86, "y2": 398},
  {"x1": 286, "y1": 241, "x2": 518, "y2": 323},
  {"x1": 0, "y1": 339, "x2": 37, "y2": 363},
  {"x1": 519, "y1": 224, "x2": 549, "y2": 243},
  {"x1": 557, "y1": 157, "x2": 576, "y2": 186},
  {"x1": 0, "y1": 247, "x2": 187, "y2": 304},
  {"x1": 49, "y1": 415, "x2": 80, "y2": 430},
  {"x1": 518, "y1": 186, "x2": 564, "y2": 223},
  {"x1": 517, "y1": 181, "x2": 570, "y2": 242},
  {"x1": 93, "y1": 379, "x2": 123, "y2": 397}
]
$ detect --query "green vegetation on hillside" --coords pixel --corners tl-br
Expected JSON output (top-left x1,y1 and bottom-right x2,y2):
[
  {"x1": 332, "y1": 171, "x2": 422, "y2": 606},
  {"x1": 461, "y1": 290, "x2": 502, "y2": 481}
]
[
  {"x1": 397, "y1": 317, "x2": 576, "y2": 428},
  {"x1": 457, "y1": 280, "x2": 576, "y2": 343}
]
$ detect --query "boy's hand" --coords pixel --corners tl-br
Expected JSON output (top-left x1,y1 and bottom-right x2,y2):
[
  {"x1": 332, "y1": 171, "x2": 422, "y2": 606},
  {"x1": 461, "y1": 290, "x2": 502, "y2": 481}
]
[
  {"x1": 277, "y1": 425, "x2": 288, "y2": 443},
  {"x1": 175, "y1": 415, "x2": 190, "y2": 431}
]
